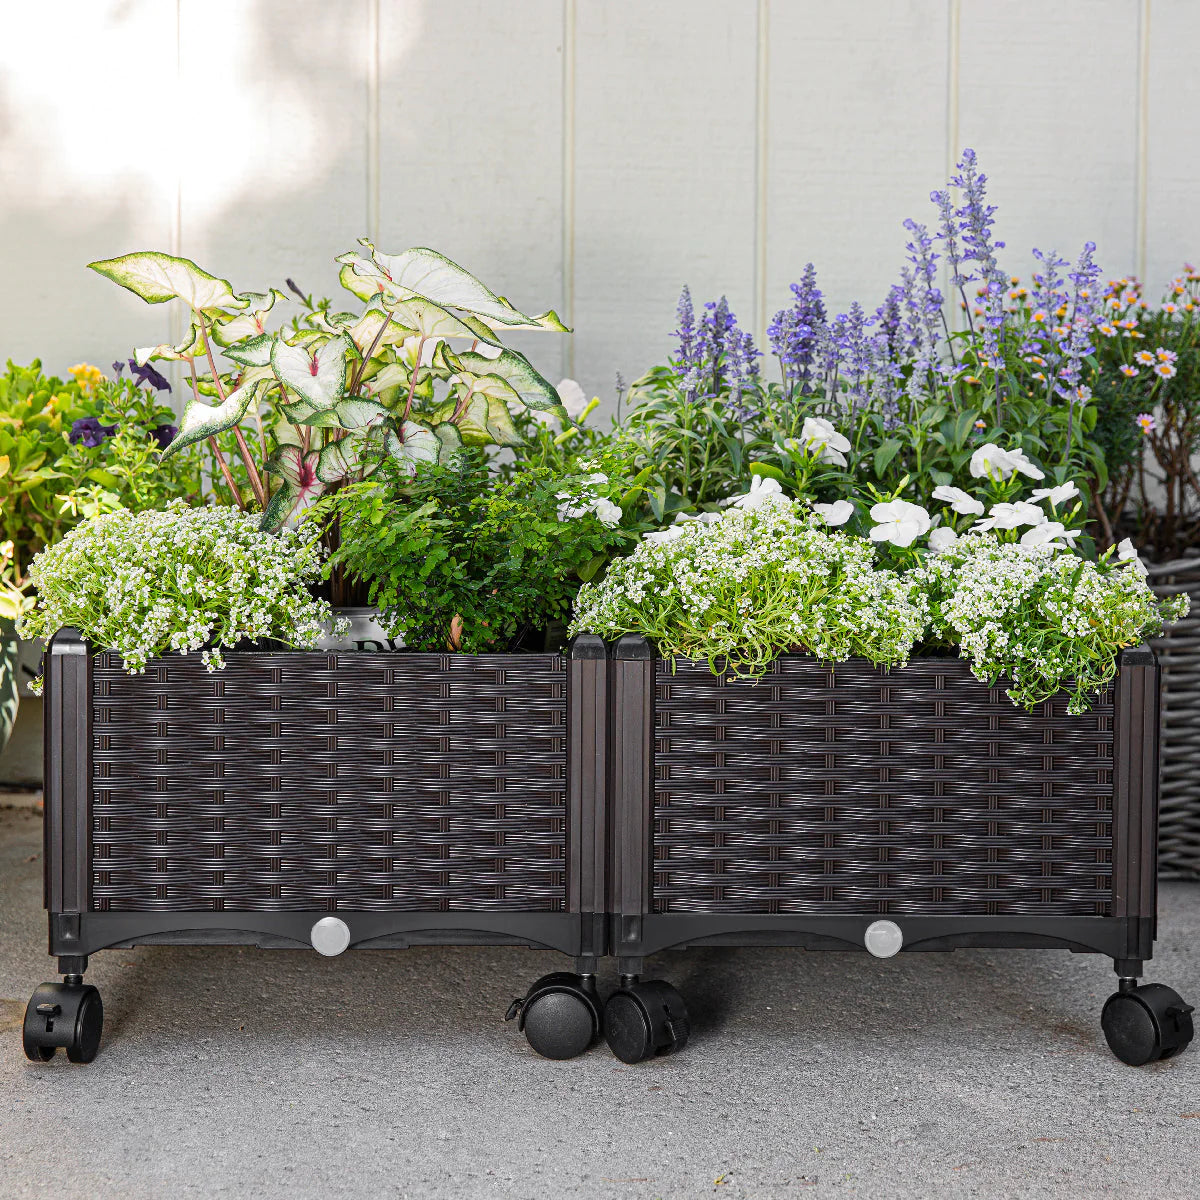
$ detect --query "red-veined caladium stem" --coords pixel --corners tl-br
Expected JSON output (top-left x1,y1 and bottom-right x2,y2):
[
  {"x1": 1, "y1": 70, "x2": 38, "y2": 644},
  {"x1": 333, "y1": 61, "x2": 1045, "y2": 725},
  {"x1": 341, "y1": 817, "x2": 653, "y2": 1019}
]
[
  {"x1": 401, "y1": 335, "x2": 429, "y2": 421},
  {"x1": 348, "y1": 316, "x2": 391, "y2": 396},
  {"x1": 186, "y1": 354, "x2": 244, "y2": 511},
  {"x1": 448, "y1": 381, "x2": 477, "y2": 426},
  {"x1": 196, "y1": 312, "x2": 268, "y2": 510}
]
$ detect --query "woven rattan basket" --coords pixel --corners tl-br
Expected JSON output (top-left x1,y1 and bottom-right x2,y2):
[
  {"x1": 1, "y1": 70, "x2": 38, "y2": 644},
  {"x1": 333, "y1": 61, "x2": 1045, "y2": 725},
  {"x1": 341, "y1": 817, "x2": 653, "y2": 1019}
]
[{"x1": 1146, "y1": 556, "x2": 1200, "y2": 878}]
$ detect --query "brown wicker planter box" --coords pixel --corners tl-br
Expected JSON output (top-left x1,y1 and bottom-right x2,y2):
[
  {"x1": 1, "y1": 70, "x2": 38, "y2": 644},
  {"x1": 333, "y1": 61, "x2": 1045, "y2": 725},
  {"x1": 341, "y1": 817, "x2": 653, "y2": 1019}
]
[
  {"x1": 25, "y1": 627, "x2": 609, "y2": 1062},
  {"x1": 1146, "y1": 557, "x2": 1200, "y2": 879},
  {"x1": 600, "y1": 634, "x2": 1193, "y2": 1066}
]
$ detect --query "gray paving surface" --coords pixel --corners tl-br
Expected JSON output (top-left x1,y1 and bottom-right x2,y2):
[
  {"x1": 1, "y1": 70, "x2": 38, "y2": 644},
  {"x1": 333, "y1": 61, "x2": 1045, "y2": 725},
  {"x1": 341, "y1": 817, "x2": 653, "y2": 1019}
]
[{"x1": 2, "y1": 804, "x2": 1199, "y2": 1199}]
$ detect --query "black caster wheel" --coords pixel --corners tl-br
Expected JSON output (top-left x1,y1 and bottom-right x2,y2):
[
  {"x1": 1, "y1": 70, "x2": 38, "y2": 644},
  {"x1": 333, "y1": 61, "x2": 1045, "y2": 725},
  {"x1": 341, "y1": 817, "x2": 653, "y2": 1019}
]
[
  {"x1": 22, "y1": 982, "x2": 104, "y2": 1064},
  {"x1": 505, "y1": 973, "x2": 601, "y2": 1060},
  {"x1": 603, "y1": 979, "x2": 690, "y2": 1065},
  {"x1": 1102, "y1": 983, "x2": 1194, "y2": 1066}
]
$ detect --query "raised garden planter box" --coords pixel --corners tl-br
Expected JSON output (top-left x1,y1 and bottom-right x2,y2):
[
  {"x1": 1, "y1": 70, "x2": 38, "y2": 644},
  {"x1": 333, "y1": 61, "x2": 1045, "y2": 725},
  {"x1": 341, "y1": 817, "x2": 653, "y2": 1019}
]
[
  {"x1": 602, "y1": 635, "x2": 1194, "y2": 1066},
  {"x1": 1146, "y1": 557, "x2": 1200, "y2": 879},
  {"x1": 24, "y1": 628, "x2": 609, "y2": 1063}
]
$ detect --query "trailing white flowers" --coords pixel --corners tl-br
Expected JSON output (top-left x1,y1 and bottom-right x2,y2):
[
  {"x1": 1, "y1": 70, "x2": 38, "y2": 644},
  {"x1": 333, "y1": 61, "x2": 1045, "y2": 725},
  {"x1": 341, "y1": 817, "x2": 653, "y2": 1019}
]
[
  {"x1": 913, "y1": 533, "x2": 1188, "y2": 713},
  {"x1": 19, "y1": 504, "x2": 342, "y2": 681},
  {"x1": 570, "y1": 494, "x2": 925, "y2": 676}
]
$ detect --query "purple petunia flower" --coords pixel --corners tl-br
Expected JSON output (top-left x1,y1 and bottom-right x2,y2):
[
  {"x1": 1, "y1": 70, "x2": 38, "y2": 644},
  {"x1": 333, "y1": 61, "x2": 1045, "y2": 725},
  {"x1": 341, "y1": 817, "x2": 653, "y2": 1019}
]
[
  {"x1": 128, "y1": 358, "x2": 172, "y2": 393},
  {"x1": 151, "y1": 424, "x2": 178, "y2": 450},
  {"x1": 69, "y1": 417, "x2": 117, "y2": 448},
  {"x1": 111, "y1": 360, "x2": 125, "y2": 377}
]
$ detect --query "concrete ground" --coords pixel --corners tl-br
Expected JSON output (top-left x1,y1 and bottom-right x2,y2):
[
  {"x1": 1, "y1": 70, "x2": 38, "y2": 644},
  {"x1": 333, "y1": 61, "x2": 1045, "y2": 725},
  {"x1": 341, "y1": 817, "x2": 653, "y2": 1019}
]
[{"x1": 1, "y1": 803, "x2": 1199, "y2": 1200}]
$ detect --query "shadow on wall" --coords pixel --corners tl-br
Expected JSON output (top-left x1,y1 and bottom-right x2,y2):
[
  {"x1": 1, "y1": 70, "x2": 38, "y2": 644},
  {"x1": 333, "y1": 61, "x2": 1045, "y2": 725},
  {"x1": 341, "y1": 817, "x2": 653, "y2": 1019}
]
[{"x1": 0, "y1": 1, "x2": 390, "y2": 386}]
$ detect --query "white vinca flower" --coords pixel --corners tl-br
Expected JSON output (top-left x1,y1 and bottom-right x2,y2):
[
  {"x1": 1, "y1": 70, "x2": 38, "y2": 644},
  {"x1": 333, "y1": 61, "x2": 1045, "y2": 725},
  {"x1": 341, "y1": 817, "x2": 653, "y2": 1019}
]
[
  {"x1": 969, "y1": 442, "x2": 1046, "y2": 481},
  {"x1": 800, "y1": 417, "x2": 851, "y2": 467},
  {"x1": 1020, "y1": 521, "x2": 1078, "y2": 548},
  {"x1": 869, "y1": 499, "x2": 931, "y2": 548},
  {"x1": 674, "y1": 511, "x2": 721, "y2": 526},
  {"x1": 974, "y1": 500, "x2": 1046, "y2": 532},
  {"x1": 593, "y1": 498, "x2": 622, "y2": 527},
  {"x1": 642, "y1": 525, "x2": 685, "y2": 544},
  {"x1": 1030, "y1": 480, "x2": 1080, "y2": 507},
  {"x1": 1117, "y1": 537, "x2": 1149, "y2": 577},
  {"x1": 812, "y1": 499, "x2": 854, "y2": 527},
  {"x1": 927, "y1": 526, "x2": 959, "y2": 553},
  {"x1": 931, "y1": 485, "x2": 985, "y2": 516},
  {"x1": 729, "y1": 475, "x2": 785, "y2": 510}
]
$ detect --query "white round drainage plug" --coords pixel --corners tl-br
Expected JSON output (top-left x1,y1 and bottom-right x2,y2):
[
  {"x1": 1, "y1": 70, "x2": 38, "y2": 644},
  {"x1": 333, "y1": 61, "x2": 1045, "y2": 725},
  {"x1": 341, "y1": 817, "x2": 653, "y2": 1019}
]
[
  {"x1": 311, "y1": 917, "x2": 351, "y2": 957},
  {"x1": 864, "y1": 919, "x2": 904, "y2": 959}
]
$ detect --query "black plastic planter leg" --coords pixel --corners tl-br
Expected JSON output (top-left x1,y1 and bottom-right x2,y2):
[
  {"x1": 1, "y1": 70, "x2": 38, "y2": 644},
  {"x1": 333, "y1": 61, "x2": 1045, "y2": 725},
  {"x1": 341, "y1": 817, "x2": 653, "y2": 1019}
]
[
  {"x1": 506, "y1": 972, "x2": 602, "y2": 1060},
  {"x1": 23, "y1": 969, "x2": 104, "y2": 1065},
  {"x1": 1102, "y1": 961, "x2": 1194, "y2": 1066},
  {"x1": 602, "y1": 975, "x2": 690, "y2": 1064}
]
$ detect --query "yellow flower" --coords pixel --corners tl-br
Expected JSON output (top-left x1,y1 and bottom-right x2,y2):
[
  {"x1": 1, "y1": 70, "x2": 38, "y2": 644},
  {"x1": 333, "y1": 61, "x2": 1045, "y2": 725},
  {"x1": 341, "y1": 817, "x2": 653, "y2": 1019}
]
[
  {"x1": 1154, "y1": 362, "x2": 1177, "y2": 380},
  {"x1": 1120, "y1": 365, "x2": 1139, "y2": 377},
  {"x1": 68, "y1": 362, "x2": 105, "y2": 395},
  {"x1": 1135, "y1": 351, "x2": 1156, "y2": 365}
]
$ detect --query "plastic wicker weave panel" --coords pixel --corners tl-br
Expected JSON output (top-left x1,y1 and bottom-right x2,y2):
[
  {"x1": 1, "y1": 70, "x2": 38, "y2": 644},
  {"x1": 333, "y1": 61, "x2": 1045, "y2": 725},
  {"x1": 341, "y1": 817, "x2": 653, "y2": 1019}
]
[
  {"x1": 1147, "y1": 558, "x2": 1200, "y2": 878},
  {"x1": 652, "y1": 657, "x2": 1115, "y2": 916},
  {"x1": 90, "y1": 652, "x2": 569, "y2": 912}
]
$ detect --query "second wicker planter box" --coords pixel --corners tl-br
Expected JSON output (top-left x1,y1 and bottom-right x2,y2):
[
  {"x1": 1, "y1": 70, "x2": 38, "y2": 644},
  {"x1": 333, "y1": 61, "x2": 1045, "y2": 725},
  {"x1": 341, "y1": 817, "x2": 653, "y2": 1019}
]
[{"x1": 601, "y1": 634, "x2": 1193, "y2": 1067}]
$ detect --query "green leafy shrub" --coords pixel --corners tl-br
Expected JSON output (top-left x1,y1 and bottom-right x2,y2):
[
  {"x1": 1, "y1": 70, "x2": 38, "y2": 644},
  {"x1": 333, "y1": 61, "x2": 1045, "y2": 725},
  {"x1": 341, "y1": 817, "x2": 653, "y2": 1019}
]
[
  {"x1": 570, "y1": 492, "x2": 926, "y2": 676},
  {"x1": 18, "y1": 504, "x2": 340, "y2": 679},
  {"x1": 0, "y1": 360, "x2": 210, "y2": 595},
  {"x1": 322, "y1": 455, "x2": 635, "y2": 653}
]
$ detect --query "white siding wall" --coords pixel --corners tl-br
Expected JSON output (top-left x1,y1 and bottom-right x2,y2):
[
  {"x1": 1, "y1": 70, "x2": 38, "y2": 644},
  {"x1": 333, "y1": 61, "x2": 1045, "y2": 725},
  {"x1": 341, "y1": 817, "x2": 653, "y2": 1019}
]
[{"x1": 1, "y1": 0, "x2": 1196, "y2": 409}]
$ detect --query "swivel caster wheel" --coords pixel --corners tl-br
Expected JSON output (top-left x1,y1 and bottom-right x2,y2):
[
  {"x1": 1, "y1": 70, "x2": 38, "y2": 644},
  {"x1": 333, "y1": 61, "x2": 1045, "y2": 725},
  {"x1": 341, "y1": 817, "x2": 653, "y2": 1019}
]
[
  {"x1": 603, "y1": 978, "x2": 689, "y2": 1064},
  {"x1": 506, "y1": 972, "x2": 601, "y2": 1060},
  {"x1": 23, "y1": 981, "x2": 104, "y2": 1064},
  {"x1": 1102, "y1": 982, "x2": 1194, "y2": 1066}
]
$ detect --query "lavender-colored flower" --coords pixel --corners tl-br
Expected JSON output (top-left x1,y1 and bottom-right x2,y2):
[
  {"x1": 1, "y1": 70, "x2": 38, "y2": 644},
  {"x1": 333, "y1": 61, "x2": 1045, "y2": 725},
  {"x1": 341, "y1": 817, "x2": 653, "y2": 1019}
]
[
  {"x1": 1056, "y1": 241, "x2": 1102, "y2": 400},
  {"x1": 111, "y1": 360, "x2": 125, "y2": 377},
  {"x1": 874, "y1": 283, "x2": 905, "y2": 357},
  {"x1": 69, "y1": 417, "x2": 117, "y2": 448},
  {"x1": 151, "y1": 424, "x2": 178, "y2": 450},
  {"x1": 128, "y1": 358, "x2": 172, "y2": 393},
  {"x1": 768, "y1": 263, "x2": 827, "y2": 395},
  {"x1": 828, "y1": 303, "x2": 872, "y2": 410},
  {"x1": 931, "y1": 187, "x2": 966, "y2": 290},
  {"x1": 673, "y1": 285, "x2": 696, "y2": 375}
]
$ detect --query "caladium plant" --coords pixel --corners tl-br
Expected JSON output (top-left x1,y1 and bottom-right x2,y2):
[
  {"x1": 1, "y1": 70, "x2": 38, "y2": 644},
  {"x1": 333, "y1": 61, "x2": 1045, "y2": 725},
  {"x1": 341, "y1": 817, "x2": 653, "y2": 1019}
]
[{"x1": 89, "y1": 242, "x2": 570, "y2": 528}]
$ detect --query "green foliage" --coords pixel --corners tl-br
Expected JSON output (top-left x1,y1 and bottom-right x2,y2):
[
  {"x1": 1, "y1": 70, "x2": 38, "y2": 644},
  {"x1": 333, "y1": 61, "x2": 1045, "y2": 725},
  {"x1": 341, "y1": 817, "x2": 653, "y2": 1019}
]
[
  {"x1": 90, "y1": 246, "x2": 570, "y2": 530},
  {"x1": 18, "y1": 504, "x2": 340, "y2": 680},
  {"x1": 319, "y1": 455, "x2": 634, "y2": 653},
  {"x1": 0, "y1": 361, "x2": 209, "y2": 593}
]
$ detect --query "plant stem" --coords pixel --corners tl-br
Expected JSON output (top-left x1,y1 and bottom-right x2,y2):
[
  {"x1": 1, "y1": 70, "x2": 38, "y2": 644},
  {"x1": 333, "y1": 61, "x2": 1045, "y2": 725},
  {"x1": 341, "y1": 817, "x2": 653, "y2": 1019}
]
[
  {"x1": 349, "y1": 316, "x2": 391, "y2": 395},
  {"x1": 187, "y1": 354, "x2": 244, "y2": 511},
  {"x1": 401, "y1": 335, "x2": 428, "y2": 421}
]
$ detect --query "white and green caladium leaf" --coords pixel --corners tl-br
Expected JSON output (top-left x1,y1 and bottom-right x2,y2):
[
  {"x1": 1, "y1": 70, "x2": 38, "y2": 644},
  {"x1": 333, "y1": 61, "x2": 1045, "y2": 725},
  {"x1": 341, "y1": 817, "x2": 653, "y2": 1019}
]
[
  {"x1": 212, "y1": 289, "x2": 286, "y2": 345},
  {"x1": 345, "y1": 305, "x2": 415, "y2": 355},
  {"x1": 453, "y1": 348, "x2": 568, "y2": 418},
  {"x1": 261, "y1": 445, "x2": 328, "y2": 530},
  {"x1": 270, "y1": 333, "x2": 351, "y2": 409},
  {"x1": 434, "y1": 422, "x2": 463, "y2": 463},
  {"x1": 378, "y1": 293, "x2": 501, "y2": 346},
  {"x1": 165, "y1": 374, "x2": 270, "y2": 456},
  {"x1": 281, "y1": 396, "x2": 388, "y2": 431},
  {"x1": 221, "y1": 332, "x2": 274, "y2": 368},
  {"x1": 89, "y1": 252, "x2": 248, "y2": 314},
  {"x1": 134, "y1": 322, "x2": 206, "y2": 365},
  {"x1": 315, "y1": 439, "x2": 358, "y2": 484},
  {"x1": 345, "y1": 241, "x2": 570, "y2": 331},
  {"x1": 484, "y1": 396, "x2": 521, "y2": 446},
  {"x1": 359, "y1": 362, "x2": 411, "y2": 396},
  {"x1": 384, "y1": 420, "x2": 440, "y2": 475}
]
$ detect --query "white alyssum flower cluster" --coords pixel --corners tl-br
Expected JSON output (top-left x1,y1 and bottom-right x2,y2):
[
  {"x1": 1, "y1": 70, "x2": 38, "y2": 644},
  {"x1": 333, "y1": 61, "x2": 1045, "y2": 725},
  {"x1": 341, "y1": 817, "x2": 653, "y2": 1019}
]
[
  {"x1": 19, "y1": 504, "x2": 345, "y2": 681},
  {"x1": 571, "y1": 493, "x2": 926, "y2": 675},
  {"x1": 912, "y1": 533, "x2": 1188, "y2": 713}
]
